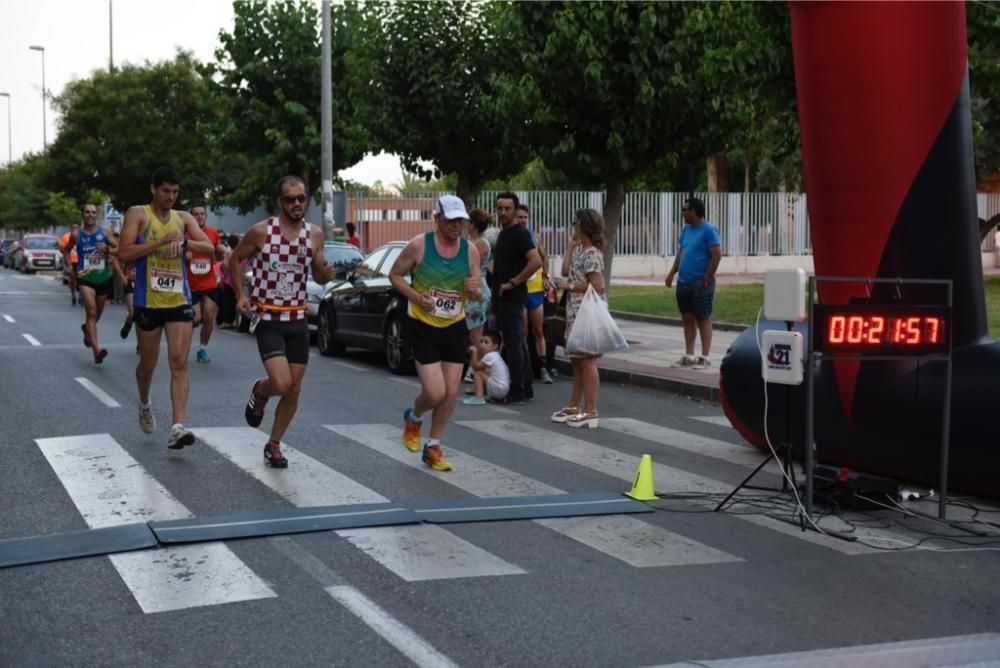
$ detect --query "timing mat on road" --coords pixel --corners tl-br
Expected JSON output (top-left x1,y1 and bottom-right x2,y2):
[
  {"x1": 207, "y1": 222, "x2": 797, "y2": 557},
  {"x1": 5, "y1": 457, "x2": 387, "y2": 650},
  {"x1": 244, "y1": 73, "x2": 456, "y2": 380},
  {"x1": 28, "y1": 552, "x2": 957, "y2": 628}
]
[{"x1": 0, "y1": 492, "x2": 652, "y2": 568}]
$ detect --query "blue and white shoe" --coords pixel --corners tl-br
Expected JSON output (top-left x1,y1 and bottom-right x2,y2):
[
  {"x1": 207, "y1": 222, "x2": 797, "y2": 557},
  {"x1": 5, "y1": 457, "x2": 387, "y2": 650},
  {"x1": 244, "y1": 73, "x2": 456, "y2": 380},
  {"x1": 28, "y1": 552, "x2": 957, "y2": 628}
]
[{"x1": 196, "y1": 349, "x2": 210, "y2": 363}]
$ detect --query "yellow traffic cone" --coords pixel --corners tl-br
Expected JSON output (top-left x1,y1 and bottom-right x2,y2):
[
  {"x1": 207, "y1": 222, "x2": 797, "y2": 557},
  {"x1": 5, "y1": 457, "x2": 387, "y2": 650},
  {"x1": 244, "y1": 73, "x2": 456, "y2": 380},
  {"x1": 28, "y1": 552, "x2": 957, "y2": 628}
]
[{"x1": 626, "y1": 454, "x2": 659, "y2": 501}]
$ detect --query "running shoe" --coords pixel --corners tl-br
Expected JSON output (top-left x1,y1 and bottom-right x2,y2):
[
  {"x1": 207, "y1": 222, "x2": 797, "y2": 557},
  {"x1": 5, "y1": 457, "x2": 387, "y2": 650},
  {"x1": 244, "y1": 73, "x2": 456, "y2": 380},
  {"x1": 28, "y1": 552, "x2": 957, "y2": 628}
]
[
  {"x1": 567, "y1": 412, "x2": 599, "y2": 429},
  {"x1": 550, "y1": 406, "x2": 580, "y2": 423},
  {"x1": 421, "y1": 443, "x2": 452, "y2": 472},
  {"x1": 93, "y1": 347, "x2": 108, "y2": 364},
  {"x1": 81, "y1": 324, "x2": 91, "y2": 348},
  {"x1": 264, "y1": 441, "x2": 288, "y2": 468},
  {"x1": 462, "y1": 368, "x2": 475, "y2": 384},
  {"x1": 138, "y1": 404, "x2": 156, "y2": 433},
  {"x1": 167, "y1": 424, "x2": 196, "y2": 449},
  {"x1": 539, "y1": 368, "x2": 554, "y2": 384},
  {"x1": 244, "y1": 379, "x2": 269, "y2": 427},
  {"x1": 196, "y1": 349, "x2": 210, "y2": 363},
  {"x1": 462, "y1": 396, "x2": 487, "y2": 405},
  {"x1": 120, "y1": 319, "x2": 132, "y2": 339},
  {"x1": 402, "y1": 407, "x2": 422, "y2": 453}
]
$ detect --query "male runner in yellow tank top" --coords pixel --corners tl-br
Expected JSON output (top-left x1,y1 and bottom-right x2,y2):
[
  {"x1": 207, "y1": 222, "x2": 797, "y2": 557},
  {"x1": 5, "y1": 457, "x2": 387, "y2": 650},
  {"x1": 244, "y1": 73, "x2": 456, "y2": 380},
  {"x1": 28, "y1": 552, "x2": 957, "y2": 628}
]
[
  {"x1": 118, "y1": 167, "x2": 215, "y2": 450},
  {"x1": 389, "y1": 195, "x2": 482, "y2": 471}
]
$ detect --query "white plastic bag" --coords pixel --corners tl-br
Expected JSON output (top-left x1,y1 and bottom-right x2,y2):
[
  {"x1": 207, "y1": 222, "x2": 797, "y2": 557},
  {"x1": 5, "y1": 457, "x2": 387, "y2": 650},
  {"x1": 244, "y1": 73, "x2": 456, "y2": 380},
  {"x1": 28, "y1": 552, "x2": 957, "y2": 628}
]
[{"x1": 565, "y1": 285, "x2": 629, "y2": 355}]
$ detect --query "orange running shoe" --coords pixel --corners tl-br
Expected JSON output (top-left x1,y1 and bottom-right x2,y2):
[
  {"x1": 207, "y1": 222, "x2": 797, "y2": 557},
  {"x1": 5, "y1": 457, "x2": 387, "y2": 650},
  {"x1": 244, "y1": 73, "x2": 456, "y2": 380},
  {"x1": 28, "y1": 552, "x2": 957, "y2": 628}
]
[
  {"x1": 421, "y1": 443, "x2": 453, "y2": 472},
  {"x1": 402, "y1": 407, "x2": 422, "y2": 453}
]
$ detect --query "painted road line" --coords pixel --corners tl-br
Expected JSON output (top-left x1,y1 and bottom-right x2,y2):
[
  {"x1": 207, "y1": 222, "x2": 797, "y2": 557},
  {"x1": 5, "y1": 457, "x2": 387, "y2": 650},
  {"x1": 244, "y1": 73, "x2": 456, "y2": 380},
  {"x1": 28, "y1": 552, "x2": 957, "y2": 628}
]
[
  {"x1": 458, "y1": 420, "x2": 906, "y2": 556},
  {"x1": 2, "y1": 314, "x2": 14, "y2": 323},
  {"x1": 326, "y1": 423, "x2": 740, "y2": 568},
  {"x1": 327, "y1": 586, "x2": 460, "y2": 668},
  {"x1": 330, "y1": 360, "x2": 368, "y2": 372},
  {"x1": 22, "y1": 333, "x2": 41, "y2": 346},
  {"x1": 74, "y1": 377, "x2": 121, "y2": 408},
  {"x1": 389, "y1": 376, "x2": 421, "y2": 389},
  {"x1": 195, "y1": 426, "x2": 523, "y2": 581},
  {"x1": 270, "y1": 536, "x2": 459, "y2": 667},
  {"x1": 689, "y1": 415, "x2": 733, "y2": 428},
  {"x1": 35, "y1": 434, "x2": 276, "y2": 614},
  {"x1": 602, "y1": 418, "x2": 766, "y2": 469}
]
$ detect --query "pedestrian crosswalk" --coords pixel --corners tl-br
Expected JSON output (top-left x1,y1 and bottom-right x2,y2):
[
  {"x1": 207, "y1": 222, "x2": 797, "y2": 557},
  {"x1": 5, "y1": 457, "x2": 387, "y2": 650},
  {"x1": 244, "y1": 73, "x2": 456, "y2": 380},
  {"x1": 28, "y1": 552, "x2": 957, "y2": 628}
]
[{"x1": 21, "y1": 414, "x2": 950, "y2": 616}]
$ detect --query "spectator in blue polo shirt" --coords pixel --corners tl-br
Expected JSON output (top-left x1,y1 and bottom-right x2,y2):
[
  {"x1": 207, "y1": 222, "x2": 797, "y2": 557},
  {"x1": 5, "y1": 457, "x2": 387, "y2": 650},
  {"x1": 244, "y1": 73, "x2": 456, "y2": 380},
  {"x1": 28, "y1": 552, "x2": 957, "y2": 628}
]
[{"x1": 665, "y1": 197, "x2": 721, "y2": 369}]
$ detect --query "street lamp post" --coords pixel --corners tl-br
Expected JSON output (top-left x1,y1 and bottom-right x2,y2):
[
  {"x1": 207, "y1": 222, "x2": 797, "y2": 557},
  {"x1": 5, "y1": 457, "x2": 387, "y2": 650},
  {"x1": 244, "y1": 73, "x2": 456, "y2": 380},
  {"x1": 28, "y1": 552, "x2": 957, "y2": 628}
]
[
  {"x1": 0, "y1": 93, "x2": 11, "y2": 164},
  {"x1": 29, "y1": 45, "x2": 47, "y2": 150}
]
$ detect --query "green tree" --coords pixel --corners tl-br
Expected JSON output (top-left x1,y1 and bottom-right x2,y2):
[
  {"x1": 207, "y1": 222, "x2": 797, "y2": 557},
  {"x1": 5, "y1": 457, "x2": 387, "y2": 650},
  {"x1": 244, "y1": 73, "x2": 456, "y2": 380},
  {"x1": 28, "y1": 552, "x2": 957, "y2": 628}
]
[
  {"x1": 44, "y1": 53, "x2": 220, "y2": 212},
  {"x1": 209, "y1": 0, "x2": 366, "y2": 212},
  {"x1": 347, "y1": 0, "x2": 532, "y2": 206},
  {"x1": 0, "y1": 162, "x2": 66, "y2": 231},
  {"x1": 499, "y1": 1, "x2": 780, "y2": 280},
  {"x1": 968, "y1": 0, "x2": 1000, "y2": 240}
]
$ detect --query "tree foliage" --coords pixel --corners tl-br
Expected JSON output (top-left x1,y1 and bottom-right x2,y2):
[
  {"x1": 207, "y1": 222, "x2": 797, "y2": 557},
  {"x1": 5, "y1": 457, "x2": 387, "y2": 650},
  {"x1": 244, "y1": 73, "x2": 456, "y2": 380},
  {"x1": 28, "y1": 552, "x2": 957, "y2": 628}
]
[
  {"x1": 0, "y1": 159, "x2": 76, "y2": 231},
  {"x1": 347, "y1": 0, "x2": 532, "y2": 205},
  {"x1": 498, "y1": 1, "x2": 784, "y2": 278},
  {"x1": 44, "y1": 53, "x2": 219, "y2": 212},
  {"x1": 209, "y1": 0, "x2": 366, "y2": 212}
]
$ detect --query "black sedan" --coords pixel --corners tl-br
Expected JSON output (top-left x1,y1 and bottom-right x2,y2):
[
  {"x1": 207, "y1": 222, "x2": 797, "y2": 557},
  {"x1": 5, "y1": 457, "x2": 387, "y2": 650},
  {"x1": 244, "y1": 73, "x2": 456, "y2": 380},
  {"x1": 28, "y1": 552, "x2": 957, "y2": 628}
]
[{"x1": 315, "y1": 241, "x2": 415, "y2": 374}]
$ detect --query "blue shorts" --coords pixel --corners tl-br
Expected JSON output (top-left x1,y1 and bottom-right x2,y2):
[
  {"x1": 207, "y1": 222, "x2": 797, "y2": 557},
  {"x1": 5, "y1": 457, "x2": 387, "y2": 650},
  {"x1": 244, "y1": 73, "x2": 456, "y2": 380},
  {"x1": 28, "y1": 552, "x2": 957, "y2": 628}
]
[
  {"x1": 523, "y1": 291, "x2": 544, "y2": 310},
  {"x1": 676, "y1": 280, "x2": 715, "y2": 320}
]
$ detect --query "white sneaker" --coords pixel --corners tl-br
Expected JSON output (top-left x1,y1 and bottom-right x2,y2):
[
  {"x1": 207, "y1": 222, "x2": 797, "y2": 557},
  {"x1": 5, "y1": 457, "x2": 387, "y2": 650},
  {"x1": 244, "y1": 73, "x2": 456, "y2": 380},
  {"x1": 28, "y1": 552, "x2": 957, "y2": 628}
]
[
  {"x1": 167, "y1": 424, "x2": 195, "y2": 450},
  {"x1": 539, "y1": 368, "x2": 554, "y2": 384},
  {"x1": 697, "y1": 356, "x2": 711, "y2": 367},
  {"x1": 463, "y1": 368, "x2": 475, "y2": 384},
  {"x1": 138, "y1": 405, "x2": 156, "y2": 434}
]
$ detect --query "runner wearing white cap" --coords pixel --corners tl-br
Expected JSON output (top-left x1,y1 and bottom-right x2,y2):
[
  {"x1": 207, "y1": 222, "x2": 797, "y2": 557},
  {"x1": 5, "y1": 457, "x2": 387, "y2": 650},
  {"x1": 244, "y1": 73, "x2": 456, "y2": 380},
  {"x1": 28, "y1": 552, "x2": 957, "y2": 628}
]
[{"x1": 389, "y1": 195, "x2": 482, "y2": 471}]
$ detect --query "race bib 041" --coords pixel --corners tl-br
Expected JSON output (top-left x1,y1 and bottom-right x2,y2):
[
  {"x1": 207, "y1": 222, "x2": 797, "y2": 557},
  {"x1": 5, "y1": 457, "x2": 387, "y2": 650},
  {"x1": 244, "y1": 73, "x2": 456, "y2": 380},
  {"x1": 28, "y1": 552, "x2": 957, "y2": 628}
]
[{"x1": 151, "y1": 268, "x2": 185, "y2": 293}]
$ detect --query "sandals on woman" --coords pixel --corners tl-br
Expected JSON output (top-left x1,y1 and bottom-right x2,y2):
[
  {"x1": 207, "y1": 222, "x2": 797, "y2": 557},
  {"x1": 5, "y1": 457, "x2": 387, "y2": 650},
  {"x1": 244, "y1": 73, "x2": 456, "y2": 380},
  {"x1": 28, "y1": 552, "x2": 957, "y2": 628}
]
[{"x1": 566, "y1": 411, "x2": 599, "y2": 429}]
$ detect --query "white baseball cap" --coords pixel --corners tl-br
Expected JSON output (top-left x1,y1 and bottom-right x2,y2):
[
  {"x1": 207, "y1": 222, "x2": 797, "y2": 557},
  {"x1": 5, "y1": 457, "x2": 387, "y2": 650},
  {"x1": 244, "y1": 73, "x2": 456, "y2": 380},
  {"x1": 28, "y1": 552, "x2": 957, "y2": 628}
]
[{"x1": 436, "y1": 195, "x2": 470, "y2": 220}]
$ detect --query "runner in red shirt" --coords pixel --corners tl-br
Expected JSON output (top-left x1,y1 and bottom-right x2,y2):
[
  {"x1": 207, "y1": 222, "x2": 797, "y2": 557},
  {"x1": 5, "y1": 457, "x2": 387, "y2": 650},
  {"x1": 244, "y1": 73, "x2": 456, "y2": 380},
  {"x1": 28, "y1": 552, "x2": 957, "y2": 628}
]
[{"x1": 186, "y1": 204, "x2": 225, "y2": 363}]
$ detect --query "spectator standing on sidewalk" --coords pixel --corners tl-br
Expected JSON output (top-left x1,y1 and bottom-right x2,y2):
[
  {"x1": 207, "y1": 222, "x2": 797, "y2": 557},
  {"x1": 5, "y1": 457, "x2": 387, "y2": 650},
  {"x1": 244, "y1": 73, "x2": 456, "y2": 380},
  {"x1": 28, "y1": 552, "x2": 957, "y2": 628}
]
[
  {"x1": 492, "y1": 192, "x2": 542, "y2": 403},
  {"x1": 665, "y1": 197, "x2": 721, "y2": 369},
  {"x1": 518, "y1": 204, "x2": 553, "y2": 384},
  {"x1": 462, "y1": 208, "x2": 493, "y2": 383},
  {"x1": 550, "y1": 209, "x2": 606, "y2": 429}
]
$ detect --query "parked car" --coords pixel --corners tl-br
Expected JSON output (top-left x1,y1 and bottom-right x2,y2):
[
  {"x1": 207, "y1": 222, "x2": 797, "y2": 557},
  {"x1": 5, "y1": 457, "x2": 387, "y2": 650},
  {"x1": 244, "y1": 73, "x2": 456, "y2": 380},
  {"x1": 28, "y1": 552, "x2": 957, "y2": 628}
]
[
  {"x1": 3, "y1": 241, "x2": 22, "y2": 269},
  {"x1": 315, "y1": 241, "x2": 415, "y2": 373},
  {"x1": 306, "y1": 241, "x2": 364, "y2": 335},
  {"x1": 0, "y1": 239, "x2": 15, "y2": 266},
  {"x1": 17, "y1": 234, "x2": 62, "y2": 273}
]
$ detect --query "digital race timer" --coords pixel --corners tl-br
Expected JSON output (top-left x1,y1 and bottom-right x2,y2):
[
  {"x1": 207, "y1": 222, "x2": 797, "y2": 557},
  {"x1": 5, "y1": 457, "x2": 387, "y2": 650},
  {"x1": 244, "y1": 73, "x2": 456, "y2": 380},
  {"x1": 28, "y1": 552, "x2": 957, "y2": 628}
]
[{"x1": 812, "y1": 304, "x2": 951, "y2": 355}]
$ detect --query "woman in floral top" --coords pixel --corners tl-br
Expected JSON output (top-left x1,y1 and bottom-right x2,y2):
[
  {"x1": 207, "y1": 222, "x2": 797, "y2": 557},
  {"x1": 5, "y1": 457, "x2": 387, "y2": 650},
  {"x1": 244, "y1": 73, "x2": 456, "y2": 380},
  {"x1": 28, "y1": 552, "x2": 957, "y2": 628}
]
[{"x1": 550, "y1": 208, "x2": 606, "y2": 429}]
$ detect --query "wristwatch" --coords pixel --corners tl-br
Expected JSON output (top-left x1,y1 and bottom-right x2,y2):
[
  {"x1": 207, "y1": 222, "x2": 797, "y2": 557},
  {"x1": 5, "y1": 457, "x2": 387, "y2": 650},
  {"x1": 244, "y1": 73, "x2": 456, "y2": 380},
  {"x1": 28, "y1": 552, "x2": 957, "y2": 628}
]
[{"x1": 509, "y1": 278, "x2": 518, "y2": 287}]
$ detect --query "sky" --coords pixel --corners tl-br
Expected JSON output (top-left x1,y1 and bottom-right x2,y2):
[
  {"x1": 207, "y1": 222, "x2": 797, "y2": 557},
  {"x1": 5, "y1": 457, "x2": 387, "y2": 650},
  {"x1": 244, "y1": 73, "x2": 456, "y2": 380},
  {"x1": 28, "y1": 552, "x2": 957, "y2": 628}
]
[{"x1": 0, "y1": 0, "x2": 404, "y2": 186}]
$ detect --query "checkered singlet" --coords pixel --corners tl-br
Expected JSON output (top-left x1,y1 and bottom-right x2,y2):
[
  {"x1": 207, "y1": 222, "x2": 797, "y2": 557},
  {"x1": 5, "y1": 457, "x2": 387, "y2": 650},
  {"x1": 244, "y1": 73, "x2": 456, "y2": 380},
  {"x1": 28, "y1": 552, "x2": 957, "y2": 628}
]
[{"x1": 250, "y1": 218, "x2": 313, "y2": 321}]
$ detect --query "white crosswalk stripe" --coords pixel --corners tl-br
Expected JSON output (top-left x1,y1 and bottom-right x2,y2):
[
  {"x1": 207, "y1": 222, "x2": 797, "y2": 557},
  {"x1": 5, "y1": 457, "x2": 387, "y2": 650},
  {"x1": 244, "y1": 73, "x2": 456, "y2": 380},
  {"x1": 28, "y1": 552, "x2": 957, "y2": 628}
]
[
  {"x1": 601, "y1": 417, "x2": 766, "y2": 468},
  {"x1": 689, "y1": 415, "x2": 733, "y2": 428},
  {"x1": 34, "y1": 434, "x2": 276, "y2": 613},
  {"x1": 194, "y1": 426, "x2": 525, "y2": 581},
  {"x1": 326, "y1": 423, "x2": 741, "y2": 568},
  {"x1": 457, "y1": 420, "x2": 912, "y2": 555}
]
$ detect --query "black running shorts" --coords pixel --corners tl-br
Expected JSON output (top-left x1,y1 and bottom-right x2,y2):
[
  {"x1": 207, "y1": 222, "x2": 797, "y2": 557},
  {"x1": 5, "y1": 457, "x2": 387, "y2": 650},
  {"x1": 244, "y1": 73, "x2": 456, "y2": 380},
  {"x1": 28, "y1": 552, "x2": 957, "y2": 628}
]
[
  {"x1": 135, "y1": 305, "x2": 195, "y2": 331},
  {"x1": 191, "y1": 288, "x2": 220, "y2": 306},
  {"x1": 406, "y1": 317, "x2": 467, "y2": 365},
  {"x1": 255, "y1": 318, "x2": 310, "y2": 365},
  {"x1": 78, "y1": 278, "x2": 114, "y2": 298}
]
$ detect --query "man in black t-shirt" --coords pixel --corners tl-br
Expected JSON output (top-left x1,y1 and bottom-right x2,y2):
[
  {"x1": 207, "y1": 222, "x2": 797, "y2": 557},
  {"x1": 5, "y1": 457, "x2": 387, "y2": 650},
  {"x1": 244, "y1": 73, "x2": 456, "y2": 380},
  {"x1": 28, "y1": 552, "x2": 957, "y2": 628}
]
[{"x1": 492, "y1": 191, "x2": 542, "y2": 402}]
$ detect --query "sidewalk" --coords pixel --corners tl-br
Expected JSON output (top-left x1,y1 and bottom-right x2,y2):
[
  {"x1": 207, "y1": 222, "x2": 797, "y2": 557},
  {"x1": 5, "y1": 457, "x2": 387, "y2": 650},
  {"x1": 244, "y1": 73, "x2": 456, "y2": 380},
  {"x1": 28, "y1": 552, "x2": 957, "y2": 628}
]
[{"x1": 551, "y1": 312, "x2": 743, "y2": 403}]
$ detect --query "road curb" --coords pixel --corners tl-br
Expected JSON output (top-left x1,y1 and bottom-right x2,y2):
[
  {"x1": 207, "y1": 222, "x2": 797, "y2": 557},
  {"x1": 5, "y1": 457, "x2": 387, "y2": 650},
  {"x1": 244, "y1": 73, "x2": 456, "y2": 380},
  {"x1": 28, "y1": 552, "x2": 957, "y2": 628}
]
[{"x1": 550, "y1": 357, "x2": 720, "y2": 404}]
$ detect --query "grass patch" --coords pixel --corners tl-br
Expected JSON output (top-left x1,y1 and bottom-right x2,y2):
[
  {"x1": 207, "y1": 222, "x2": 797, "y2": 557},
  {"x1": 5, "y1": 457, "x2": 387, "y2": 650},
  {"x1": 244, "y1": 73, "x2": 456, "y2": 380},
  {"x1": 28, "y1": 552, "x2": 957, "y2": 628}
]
[{"x1": 610, "y1": 278, "x2": 1000, "y2": 336}]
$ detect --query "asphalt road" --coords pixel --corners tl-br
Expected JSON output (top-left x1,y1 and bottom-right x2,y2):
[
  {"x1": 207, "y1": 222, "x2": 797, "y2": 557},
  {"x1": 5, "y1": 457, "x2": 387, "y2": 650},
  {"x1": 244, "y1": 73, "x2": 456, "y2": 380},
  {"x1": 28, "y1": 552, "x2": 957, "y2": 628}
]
[{"x1": 1, "y1": 268, "x2": 998, "y2": 668}]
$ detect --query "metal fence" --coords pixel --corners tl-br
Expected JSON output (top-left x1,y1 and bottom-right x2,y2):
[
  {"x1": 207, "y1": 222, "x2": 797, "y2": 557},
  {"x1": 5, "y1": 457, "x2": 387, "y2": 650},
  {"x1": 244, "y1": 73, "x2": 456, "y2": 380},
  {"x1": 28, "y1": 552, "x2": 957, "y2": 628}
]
[{"x1": 348, "y1": 191, "x2": 1000, "y2": 257}]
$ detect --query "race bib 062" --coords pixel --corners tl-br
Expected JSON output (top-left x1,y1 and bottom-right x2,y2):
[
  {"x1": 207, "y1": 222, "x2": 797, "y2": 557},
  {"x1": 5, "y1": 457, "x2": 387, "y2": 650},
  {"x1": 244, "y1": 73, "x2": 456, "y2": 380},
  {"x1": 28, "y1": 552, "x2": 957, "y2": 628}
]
[{"x1": 430, "y1": 287, "x2": 462, "y2": 319}]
